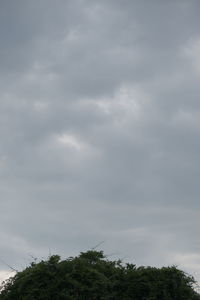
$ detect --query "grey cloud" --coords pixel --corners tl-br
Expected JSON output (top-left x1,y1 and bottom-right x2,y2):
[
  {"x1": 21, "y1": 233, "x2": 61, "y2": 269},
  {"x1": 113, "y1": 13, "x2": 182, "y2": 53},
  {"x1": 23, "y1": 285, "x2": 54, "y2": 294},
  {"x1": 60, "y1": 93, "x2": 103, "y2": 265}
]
[{"x1": 1, "y1": 0, "x2": 200, "y2": 284}]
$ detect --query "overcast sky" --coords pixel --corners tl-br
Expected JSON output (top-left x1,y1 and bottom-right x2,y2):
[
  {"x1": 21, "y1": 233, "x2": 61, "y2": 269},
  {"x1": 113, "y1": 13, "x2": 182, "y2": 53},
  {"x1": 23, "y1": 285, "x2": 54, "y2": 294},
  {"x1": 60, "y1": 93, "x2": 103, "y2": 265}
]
[{"x1": 1, "y1": 0, "x2": 200, "y2": 283}]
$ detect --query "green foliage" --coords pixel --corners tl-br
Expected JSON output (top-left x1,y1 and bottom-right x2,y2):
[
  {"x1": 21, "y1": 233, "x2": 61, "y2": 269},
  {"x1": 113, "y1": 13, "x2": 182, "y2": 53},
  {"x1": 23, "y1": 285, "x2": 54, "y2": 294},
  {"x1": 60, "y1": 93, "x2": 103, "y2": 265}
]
[{"x1": 0, "y1": 250, "x2": 199, "y2": 299}]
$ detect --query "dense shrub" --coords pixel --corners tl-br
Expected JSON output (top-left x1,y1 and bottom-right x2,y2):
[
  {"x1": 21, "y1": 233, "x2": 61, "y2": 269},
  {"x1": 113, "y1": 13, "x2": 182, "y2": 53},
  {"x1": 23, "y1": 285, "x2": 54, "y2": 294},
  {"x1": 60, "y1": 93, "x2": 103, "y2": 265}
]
[{"x1": 0, "y1": 250, "x2": 199, "y2": 299}]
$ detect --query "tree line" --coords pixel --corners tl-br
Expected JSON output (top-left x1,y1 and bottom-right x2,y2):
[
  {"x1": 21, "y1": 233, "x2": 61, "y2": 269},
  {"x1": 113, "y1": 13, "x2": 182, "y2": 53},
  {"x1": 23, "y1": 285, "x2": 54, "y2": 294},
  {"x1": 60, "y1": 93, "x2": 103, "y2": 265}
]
[{"x1": 0, "y1": 250, "x2": 199, "y2": 299}]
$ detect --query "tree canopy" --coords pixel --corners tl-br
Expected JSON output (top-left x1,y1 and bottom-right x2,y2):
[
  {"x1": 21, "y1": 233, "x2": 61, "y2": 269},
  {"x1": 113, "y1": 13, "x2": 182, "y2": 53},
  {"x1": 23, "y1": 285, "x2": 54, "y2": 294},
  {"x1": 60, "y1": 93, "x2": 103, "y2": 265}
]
[{"x1": 0, "y1": 250, "x2": 199, "y2": 299}]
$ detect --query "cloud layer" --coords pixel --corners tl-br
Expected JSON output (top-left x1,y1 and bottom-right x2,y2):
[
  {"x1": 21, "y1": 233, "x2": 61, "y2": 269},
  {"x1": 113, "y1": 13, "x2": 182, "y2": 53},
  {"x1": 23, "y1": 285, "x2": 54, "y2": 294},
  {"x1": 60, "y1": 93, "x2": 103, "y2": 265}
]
[{"x1": 1, "y1": 0, "x2": 200, "y2": 282}]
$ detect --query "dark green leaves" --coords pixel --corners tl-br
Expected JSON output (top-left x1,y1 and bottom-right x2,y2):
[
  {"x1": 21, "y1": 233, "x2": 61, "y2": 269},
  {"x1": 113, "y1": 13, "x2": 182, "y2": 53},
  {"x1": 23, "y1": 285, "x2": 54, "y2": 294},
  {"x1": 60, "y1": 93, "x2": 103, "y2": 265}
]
[{"x1": 0, "y1": 250, "x2": 199, "y2": 300}]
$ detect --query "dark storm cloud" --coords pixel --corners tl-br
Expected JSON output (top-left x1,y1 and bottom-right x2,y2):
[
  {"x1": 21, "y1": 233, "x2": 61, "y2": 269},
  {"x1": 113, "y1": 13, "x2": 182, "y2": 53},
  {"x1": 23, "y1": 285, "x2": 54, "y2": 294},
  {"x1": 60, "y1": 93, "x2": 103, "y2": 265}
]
[{"x1": 0, "y1": 0, "x2": 200, "y2": 282}]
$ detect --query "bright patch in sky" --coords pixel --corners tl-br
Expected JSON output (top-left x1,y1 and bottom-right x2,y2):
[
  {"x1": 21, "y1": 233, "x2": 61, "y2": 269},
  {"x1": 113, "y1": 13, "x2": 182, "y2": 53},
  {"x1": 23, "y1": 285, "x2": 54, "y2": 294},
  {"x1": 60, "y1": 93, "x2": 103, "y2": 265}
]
[{"x1": 57, "y1": 133, "x2": 84, "y2": 151}]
